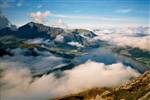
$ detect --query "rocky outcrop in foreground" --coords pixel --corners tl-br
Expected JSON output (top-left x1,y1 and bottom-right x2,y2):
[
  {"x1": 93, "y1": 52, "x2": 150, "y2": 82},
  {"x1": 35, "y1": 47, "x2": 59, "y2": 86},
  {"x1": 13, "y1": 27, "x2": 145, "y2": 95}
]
[{"x1": 56, "y1": 70, "x2": 150, "y2": 100}]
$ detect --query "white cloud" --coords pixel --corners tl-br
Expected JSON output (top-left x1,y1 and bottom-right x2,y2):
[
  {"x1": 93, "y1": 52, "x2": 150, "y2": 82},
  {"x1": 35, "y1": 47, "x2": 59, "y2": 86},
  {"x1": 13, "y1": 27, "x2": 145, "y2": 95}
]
[
  {"x1": 54, "y1": 34, "x2": 64, "y2": 43},
  {"x1": 26, "y1": 38, "x2": 45, "y2": 44},
  {"x1": 29, "y1": 11, "x2": 51, "y2": 23},
  {"x1": 113, "y1": 36, "x2": 150, "y2": 51},
  {"x1": 52, "y1": 19, "x2": 68, "y2": 28},
  {"x1": 116, "y1": 8, "x2": 132, "y2": 13},
  {"x1": 94, "y1": 27, "x2": 150, "y2": 51},
  {"x1": 68, "y1": 41, "x2": 84, "y2": 47},
  {"x1": 33, "y1": 11, "x2": 128, "y2": 21},
  {"x1": 1, "y1": 48, "x2": 65, "y2": 76},
  {"x1": 0, "y1": 60, "x2": 140, "y2": 100}
]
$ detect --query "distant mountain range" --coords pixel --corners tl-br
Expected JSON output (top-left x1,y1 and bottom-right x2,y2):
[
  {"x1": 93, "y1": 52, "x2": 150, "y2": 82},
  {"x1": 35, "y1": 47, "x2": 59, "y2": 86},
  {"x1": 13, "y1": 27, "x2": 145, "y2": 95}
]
[
  {"x1": 0, "y1": 12, "x2": 96, "y2": 40},
  {"x1": 0, "y1": 17, "x2": 106, "y2": 77},
  {"x1": 0, "y1": 17, "x2": 106, "y2": 60},
  {"x1": 0, "y1": 21, "x2": 102, "y2": 48}
]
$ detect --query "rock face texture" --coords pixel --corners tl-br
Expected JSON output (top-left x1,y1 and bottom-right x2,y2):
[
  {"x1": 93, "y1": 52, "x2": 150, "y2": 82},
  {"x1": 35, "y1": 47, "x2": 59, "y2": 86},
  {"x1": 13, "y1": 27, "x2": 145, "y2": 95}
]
[
  {"x1": 56, "y1": 70, "x2": 150, "y2": 100},
  {"x1": 114, "y1": 70, "x2": 150, "y2": 100}
]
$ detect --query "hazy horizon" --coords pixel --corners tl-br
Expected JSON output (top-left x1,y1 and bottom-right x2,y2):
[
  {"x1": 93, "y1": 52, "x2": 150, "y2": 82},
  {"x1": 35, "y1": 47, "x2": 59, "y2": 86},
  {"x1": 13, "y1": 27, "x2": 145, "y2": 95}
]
[{"x1": 0, "y1": 0, "x2": 149, "y2": 28}]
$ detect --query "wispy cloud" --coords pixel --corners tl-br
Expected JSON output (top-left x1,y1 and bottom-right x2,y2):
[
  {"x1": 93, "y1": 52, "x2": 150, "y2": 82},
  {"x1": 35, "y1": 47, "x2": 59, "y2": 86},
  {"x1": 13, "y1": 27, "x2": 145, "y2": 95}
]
[
  {"x1": 116, "y1": 8, "x2": 132, "y2": 13},
  {"x1": 29, "y1": 10, "x2": 145, "y2": 28},
  {"x1": 29, "y1": 11, "x2": 51, "y2": 23},
  {"x1": 0, "y1": 0, "x2": 24, "y2": 9},
  {"x1": 29, "y1": 10, "x2": 118, "y2": 21},
  {"x1": 50, "y1": 13, "x2": 126, "y2": 21},
  {"x1": 52, "y1": 19, "x2": 68, "y2": 28}
]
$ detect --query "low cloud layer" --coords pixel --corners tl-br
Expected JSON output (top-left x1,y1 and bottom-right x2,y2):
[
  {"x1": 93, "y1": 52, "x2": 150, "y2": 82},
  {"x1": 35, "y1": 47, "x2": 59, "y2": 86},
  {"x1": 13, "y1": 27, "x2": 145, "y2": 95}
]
[
  {"x1": 94, "y1": 27, "x2": 150, "y2": 51},
  {"x1": 0, "y1": 60, "x2": 140, "y2": 100},
  {"x1": 1, "y1": 48, "x2": 66, "y2": 76}
]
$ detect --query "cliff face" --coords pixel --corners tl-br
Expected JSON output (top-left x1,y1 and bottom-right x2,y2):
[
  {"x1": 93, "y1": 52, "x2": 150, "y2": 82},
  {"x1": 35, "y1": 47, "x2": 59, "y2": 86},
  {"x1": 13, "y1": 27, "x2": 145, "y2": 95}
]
[{"x1": 56, "y1": 70, "x2": 150, "y2": 100}]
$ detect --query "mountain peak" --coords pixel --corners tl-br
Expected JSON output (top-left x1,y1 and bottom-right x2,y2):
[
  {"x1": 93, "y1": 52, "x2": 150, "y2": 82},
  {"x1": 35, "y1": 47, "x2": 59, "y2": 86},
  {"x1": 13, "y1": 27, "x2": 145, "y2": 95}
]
[
  {"x1": 24, "y1": 21, "x2": 48, "y2": 28},
  {"x1": 27, "y1": 21, "x2": 35, "y2": 27}
]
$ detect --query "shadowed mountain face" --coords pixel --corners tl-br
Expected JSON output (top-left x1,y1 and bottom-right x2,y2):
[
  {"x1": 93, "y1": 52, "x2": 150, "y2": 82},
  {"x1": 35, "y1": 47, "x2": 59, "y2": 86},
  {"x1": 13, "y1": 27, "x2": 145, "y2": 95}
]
[
  {"x1": 18, "y1": 22, "x2": 51, "y2": 38},
  {"x1": 0, "y1": 22, "x2": 100, "y2": 48},
  {"x1": 0, "y1": 22, "x2": 96, "y2": 40},
  {"x1": 0, "y1": 21, "x2": 103, "y2": 60},
  {"x1": 18, "y1": 22, "x2": 66, "y2": 39}
]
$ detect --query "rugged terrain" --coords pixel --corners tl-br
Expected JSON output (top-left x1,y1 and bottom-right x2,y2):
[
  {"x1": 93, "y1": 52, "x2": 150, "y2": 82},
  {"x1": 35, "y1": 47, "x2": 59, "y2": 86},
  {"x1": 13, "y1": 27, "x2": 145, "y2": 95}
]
[
  {"x1": 0, "y1": 14, "x2": 150, "y2": 100},
  {"x1": 56, "y1": 70, "x2": 150, "y2": 100},
  {"x1": 0, "y1": 19, "x2": 104, "y2": 76},
  {"x1": 0, "y1": 21, "x2": 102, "y2": 54}
]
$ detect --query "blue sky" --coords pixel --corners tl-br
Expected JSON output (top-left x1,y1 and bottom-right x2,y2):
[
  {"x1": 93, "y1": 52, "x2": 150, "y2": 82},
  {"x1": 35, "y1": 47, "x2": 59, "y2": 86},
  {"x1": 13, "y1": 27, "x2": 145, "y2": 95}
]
[{"x1": 0, "y1": 0, "x2": 149, "y2": 28}]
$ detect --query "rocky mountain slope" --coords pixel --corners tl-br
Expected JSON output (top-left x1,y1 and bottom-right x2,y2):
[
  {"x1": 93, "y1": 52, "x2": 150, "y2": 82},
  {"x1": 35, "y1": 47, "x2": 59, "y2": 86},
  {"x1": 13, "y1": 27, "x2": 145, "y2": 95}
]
[
  {"x1": 56, "y1": 70, "x2": 150, "y2": 100},
  {"x1": 0, "y1": 21, "x2": 103, "y2": 57},
  {"x1": 0, "y1": 21, "x2": 101, "y2": 48},
  {"x1": 0, "y1": 21, "x2": 96, "y2": 39},
  {"x1": 0, "y1": 21, "x2": 105, "y2": 76}
]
